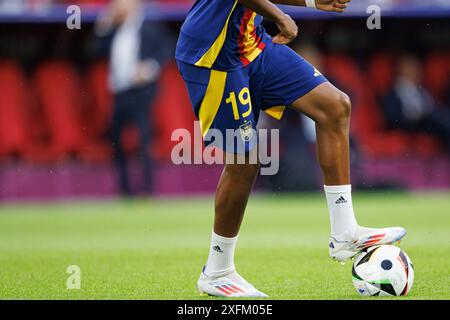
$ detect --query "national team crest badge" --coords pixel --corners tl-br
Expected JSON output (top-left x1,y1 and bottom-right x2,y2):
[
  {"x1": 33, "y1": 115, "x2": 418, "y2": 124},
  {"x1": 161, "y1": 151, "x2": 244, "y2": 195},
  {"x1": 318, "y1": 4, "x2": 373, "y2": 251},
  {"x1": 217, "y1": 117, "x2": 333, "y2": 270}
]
[{"x1": 239, "y1": 122, "x2": 254, "y2": 142}]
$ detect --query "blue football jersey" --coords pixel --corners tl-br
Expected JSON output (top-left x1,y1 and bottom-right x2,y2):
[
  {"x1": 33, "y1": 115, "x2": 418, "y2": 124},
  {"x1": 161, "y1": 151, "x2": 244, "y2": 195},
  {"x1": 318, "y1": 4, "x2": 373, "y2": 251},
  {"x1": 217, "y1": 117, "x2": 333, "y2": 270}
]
[{"x1": 175, "y1": 0, "x2": 271, "y2": 71}]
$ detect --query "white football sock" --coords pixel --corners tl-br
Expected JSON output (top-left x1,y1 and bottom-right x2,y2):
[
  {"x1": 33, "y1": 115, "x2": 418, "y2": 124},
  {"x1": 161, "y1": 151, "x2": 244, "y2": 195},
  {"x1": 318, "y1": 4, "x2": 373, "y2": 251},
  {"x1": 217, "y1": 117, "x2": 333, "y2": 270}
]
[
  {"x1": 324, "y1": 184, "x2": 358, "y2": 240},
  {"x1": 203, "y1": 232, "x2": 238, "y2": 277}
]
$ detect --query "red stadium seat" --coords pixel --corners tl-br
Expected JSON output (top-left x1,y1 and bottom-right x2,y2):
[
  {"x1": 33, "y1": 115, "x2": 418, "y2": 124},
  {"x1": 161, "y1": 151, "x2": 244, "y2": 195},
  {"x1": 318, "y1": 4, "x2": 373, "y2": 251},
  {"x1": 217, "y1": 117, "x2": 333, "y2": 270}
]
[
  {"x1": 84, "y1": 60, "x2": 112, "y2": 137},
  {"x1": 324, "y1": 54, "x2": 366, "y2": 100},
  {"x1": 424, "y1": 51, "x2": 450, "y2": 104},
  {"x1": 0, "y1": 61, "x2": 30, "y2": 158},
  {"x1": 411, "y1": 133, "x2": 444, "y2": 157},
  {"x1": 33, "y1": 60, "x2": 87, "y2": 160},
  {"x1": 368, "y1": 52, "x2": 396, "y2": 99},
  {"x1": 80, "y1": 60, "x2": 113, "y2": 163}
]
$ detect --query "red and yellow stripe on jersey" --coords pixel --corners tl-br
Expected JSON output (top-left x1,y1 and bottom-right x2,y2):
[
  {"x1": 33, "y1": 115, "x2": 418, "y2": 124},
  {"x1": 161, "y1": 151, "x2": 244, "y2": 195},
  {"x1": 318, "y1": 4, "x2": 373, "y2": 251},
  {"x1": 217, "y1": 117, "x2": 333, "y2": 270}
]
[
  {"x1": 238, "y1": 9, "x2": 266, "y2": 66},
  {"x1": 176, "y1": 0, "x2": 271, "y2": 71}
]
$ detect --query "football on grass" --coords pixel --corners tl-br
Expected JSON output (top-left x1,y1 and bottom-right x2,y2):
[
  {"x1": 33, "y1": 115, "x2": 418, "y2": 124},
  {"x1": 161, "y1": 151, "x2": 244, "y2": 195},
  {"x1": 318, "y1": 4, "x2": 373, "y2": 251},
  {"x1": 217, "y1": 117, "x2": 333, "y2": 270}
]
[{"x1": 352, "y1": 245, "x2": 414, "y2": 296}]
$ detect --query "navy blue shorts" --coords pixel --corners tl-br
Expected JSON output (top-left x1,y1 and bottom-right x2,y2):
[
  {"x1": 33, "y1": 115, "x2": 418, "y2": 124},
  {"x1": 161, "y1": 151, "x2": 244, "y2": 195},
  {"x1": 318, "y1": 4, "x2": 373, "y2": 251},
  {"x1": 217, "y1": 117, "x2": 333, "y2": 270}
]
[{"x1": 177, "y1": 41, "x2": 328, "y2": 153}]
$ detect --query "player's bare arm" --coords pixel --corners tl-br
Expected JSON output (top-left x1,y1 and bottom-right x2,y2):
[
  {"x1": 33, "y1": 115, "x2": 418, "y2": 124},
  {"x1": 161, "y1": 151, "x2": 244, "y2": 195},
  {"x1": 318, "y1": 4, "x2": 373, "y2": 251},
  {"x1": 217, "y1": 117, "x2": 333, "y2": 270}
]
[
  {"x1": 237, "y1": 0, "x2": 298, "y2": 44},
  {"x1": 237, "y1": 0, "x2": 350, "y2": 45},
  {"x1": 271, "y1": 0, "x2": 351, "y2": 13}
]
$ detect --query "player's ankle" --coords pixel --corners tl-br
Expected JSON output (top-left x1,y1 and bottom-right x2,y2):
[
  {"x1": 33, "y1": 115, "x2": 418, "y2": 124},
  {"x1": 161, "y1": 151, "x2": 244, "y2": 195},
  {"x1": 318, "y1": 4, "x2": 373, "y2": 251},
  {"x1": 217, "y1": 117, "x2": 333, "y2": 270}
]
[
  {"x1": 203, "y1": 231, "x2": 238, "y2": 277},
  {"x1": 324, "y1": 184, "x2": 359, "y2": 240},
  {"x1": 203, "y1": 265, "x2": 235, "y2": 278}
]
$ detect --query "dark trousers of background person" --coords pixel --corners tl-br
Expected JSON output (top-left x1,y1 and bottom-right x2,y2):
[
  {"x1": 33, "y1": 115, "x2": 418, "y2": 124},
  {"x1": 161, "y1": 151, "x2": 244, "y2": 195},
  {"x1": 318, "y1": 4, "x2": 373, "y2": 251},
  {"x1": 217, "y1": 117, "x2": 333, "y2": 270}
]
[
  {"x1": 111, "y1": 85, "x2": 155, "y2": 196},
  {"x1": 388, "y1": 108, "x2": 450, "y2": 151}
]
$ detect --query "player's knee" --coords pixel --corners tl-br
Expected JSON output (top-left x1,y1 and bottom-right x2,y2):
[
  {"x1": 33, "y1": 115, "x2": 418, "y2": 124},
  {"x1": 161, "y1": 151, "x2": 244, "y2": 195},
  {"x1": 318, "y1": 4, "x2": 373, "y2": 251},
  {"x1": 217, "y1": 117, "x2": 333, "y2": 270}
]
[
  {"x1": 330, "y1": 91, "x2": 351, "y2": 121},
  {"x1": 322, "y1": 91, "x2": 351, "y2": 127},
  {"x1": 340, "y1": 92, "x2": 352, "y2": 118}
]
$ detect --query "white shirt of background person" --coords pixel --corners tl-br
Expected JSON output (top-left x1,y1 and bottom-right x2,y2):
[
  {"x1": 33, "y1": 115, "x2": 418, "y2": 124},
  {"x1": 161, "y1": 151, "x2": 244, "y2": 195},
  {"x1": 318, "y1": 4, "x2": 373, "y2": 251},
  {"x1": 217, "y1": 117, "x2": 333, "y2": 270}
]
[{"x1": 109, "y1": 11, "x2": 160, "y2": 94}]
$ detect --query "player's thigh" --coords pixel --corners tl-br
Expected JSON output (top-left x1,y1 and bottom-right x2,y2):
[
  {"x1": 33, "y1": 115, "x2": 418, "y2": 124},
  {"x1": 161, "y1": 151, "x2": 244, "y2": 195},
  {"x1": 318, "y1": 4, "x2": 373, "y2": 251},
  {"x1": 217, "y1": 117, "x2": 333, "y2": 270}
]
[
  {"x1": 290, "y1": 82, "x2": 351, "y2": 125},
  {"x1": 257, "y1": 43, "x2": 327, "y2": 114}
]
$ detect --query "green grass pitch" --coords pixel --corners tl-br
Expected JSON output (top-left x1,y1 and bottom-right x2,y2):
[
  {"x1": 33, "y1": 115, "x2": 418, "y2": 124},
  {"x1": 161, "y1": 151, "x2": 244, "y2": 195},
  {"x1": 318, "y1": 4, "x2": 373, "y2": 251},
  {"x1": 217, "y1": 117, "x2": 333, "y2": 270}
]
[{"x1": 0, "y1": 192, "x2": 449, "y2": 300}]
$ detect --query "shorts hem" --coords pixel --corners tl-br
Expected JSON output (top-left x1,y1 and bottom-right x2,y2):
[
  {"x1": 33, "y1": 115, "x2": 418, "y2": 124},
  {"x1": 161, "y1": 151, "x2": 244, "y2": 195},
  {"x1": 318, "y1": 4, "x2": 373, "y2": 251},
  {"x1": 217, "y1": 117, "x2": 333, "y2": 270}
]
[{"x1": 285, "y1": 78, "x2": 329, "y2": 107}]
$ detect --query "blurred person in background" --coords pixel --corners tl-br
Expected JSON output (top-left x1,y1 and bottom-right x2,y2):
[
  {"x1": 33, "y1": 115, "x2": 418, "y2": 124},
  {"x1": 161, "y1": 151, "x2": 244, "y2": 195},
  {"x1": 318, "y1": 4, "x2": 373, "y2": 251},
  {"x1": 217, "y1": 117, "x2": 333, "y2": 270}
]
[
  {"x1": 382, "y1": 54, "x2": 450, "y2": 151},
  {"x1": 94, "y1": 0, "x2": 169, "y2": 196}
]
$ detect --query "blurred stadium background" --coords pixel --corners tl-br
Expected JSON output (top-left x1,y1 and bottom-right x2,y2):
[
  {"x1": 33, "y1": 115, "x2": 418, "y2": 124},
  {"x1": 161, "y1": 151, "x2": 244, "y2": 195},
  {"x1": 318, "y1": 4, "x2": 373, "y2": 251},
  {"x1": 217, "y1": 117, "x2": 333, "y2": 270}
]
[
  {"x1": 0, "y1": 0, "x2": 449, "y2": 202},
  {"x1": 0, "y1": 0, "x2": 449, "y2": 300}
]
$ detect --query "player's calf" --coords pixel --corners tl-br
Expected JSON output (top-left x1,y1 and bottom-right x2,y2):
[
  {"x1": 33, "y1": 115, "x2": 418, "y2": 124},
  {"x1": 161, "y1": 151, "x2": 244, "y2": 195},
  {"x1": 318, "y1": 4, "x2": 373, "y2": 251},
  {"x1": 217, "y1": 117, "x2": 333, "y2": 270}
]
[{"x1": 214, "y1": 155, "x2": 260, "y2": 238}]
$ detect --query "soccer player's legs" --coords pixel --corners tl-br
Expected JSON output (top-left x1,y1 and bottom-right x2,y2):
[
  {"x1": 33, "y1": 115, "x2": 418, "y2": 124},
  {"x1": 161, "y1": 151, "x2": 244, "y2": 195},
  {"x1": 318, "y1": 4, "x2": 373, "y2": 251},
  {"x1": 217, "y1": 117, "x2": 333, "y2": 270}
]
[
  {"x1": 199, "y1": 69, "x2": 266, "y2": 296},
  {"x1": 198, "y1": 148, "x2": 267, "y2": 298},
  {"x1": 177, "y1": 61, "x2": 267, "y2": 297},
  {"x1": 258, "y1": 43, "x2": 406, "y2": 262}
]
